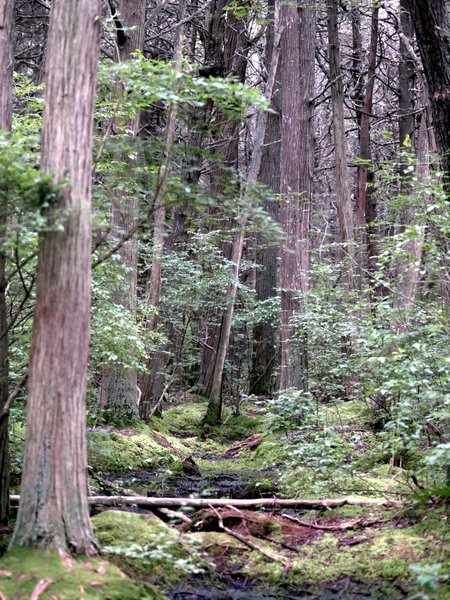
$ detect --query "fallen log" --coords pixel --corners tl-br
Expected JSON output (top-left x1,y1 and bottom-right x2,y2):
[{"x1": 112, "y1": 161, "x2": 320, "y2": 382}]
[
  {"x1": 224, "y1": 433, "x2": 264, "y2": 457},
  {"x1": 10, "y1": 495, "x2": 404, "y2": 509}
]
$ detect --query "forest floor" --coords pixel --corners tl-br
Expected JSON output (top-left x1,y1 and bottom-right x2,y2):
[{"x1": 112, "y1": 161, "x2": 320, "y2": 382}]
[{"x1": 1, "y1": 396, "x2": 449, "y2": 599}]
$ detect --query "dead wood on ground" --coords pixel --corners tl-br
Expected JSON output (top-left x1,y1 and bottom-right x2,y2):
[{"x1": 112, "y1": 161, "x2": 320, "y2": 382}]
[{"x1": 10, "y1": 494, "x2": 404, "y2": 509}]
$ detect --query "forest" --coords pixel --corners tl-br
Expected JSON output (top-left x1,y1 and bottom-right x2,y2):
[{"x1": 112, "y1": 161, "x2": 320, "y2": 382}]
[{"x1": 0, "y1": 0, "x2": 449, "y2": 598}]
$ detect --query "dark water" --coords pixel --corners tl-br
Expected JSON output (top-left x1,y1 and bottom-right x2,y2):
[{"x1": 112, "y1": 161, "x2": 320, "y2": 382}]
[{"x1": 118, "y1": 468, "x2": 277, "y2": 500}]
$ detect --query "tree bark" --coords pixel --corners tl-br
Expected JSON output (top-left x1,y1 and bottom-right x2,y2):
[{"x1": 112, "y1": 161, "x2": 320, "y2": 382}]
[
  {"x1": 203, "y1": 1, "x2": 282, "y2": 425},
  {"x1": 11, "y1": 0, "x2": 101, "y2": 555},
  {"x1": 98, "y1": 0, "x2": 147, "y2": 420},
  {"x1": 406, "y1": 0, "x2": 450, "y2": 186},
  {"x1": 0, "y1": 0, "x2": 14, "y2": 525},
  {"x1": 398, "y1": 0, "x2": 416, "y2": 148},
  {"x1": 355, "y1": 7, "x2": 379, "y2": 275},
  {"x1": 249, "y1": 0, "x2": 280, "y2": 396},
  {"x1": 326, "y1": 0, "x2": 356, "y2": 286},
  {"x1": 278, "y1": 0, "x2": 315, "y2": 391},
  {"x1": 196, "y1": 0, "x2": 251, "y2": 398},
  {"x1": 139, "y1": 0, "x2": 187, "y2": 421}
]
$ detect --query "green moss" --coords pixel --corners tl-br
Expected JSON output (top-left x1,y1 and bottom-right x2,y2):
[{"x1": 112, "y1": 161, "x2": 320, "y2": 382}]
[
  {"x1": 245, "y1": 525, "x2": 434, "y2": 595},
  {"x1": 320, "y1": 399, "x2": 369, "y2": 428},
  {"x1": 217, "y1": 413, "x2": 263, "y2": 440},
  {"x1": 0, "y1": 547, "x2": 163, "y2": 599},
  {"x1": 254, "y1": 434, "x2": 287, "y2": 466},
  {"x1": 151, "y1": 402, "x2": 207, "y2": 437},
  {"x1": 93, "y1": 510, "x2": 209, "y2": 586},
  {"x1": 87, "y1": 425, "x2": 182, "y2": 472}
]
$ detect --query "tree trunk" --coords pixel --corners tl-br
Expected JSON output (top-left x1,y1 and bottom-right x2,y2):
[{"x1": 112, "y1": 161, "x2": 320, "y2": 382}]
[
  {"x1": 278, "y1": 0, "x2": 315, "y2": 391},
  {"x1": 11, "y1": 0, "x2": 101, "y2": 555},
  {"x1": 98, "y1": 0, "x2": 147, "y2": 420},
  {"x1": 203, "y1": 1, "x2": 282, "y2": 425},
  {"x1": 398, "y1": 0, "x2": 415, "y2": 148},
  {"x1": 196, "y1": 2, "x2": 250, "y2": 398},
  {"x1": 406, "y1": 0, "x2": 450, "y2": 186},
  {"x1": 393, "y1": 109, "x2": 431, "y2": 312},
  {"x1": 139, "y1": 0, "x2": 186, "y2": 420},
  {"x1": 249, "y1": 0, "x2": 280, "y2": 396},
  {"x1": 356, "y1": 7, "x2": 379, "y2": 275},
  {"x1": 326, "y1": 0, "x2": 356, "y2": 286},
  {"x1": 0, "y1": 0, "x2": 14, "y2": 525}
]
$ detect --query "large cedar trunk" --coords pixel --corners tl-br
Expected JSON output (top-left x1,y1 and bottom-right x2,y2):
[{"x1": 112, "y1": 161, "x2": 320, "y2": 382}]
[
  {"x1": 11, "y1": 0, "x2": 100, "y2": 555},
  {"x1": 278, "y1": 0, "x2": 315, "y2": 391},
  {"x1": 0, "y1": 0, "x2": 14, "y2": 525},
  {"x1": 250, "y1": 0, "x2": 280, "y2": 396},
  {"x1": 406, "y1": 0, "x2": 450, "y2": 185}
]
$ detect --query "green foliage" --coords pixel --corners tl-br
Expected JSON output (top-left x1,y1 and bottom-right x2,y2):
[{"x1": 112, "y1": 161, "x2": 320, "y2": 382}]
[
  {"x1": 265, "y1": 391, "x2": 349, "y2": 495},
  {"x1": 410, "y1": 562, "x2": 450, "y2": 597},
  {"x1": 97, "y1": 55, "x2": 267, "y2": 125}
]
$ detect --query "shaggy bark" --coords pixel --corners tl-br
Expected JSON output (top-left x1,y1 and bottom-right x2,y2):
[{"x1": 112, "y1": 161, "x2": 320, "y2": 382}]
[
  {"x1": 11, "y1": 0, "x2": 101, "y2": 555},
  {"x1": 278, "y1": 0, "x2": 315, "y2": 391},
  {"x1": 406, "y1": 0, "x2": 450, "y2": 185},
  {"x1": 0, "y1": 0, "x2": 14, "y2": 525}
]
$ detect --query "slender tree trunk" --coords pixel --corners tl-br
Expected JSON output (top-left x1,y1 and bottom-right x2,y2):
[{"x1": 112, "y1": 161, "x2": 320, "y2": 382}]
[
  {"x1": 203, "y1": 1, "x2": 282, "y2": 425},
  {"x1": 327, "y1": 0, "x2": 355, "y2": 286},
  {"x1": 406, "y1": 0, "x2": 450, "y2": 186},
  {"x1": 390, "y1": 0, "x2": 423, "y2": 312},
  {"x1": 11, "y1": 0, "x2": 101, "y2": 555},
  {"x1": 398, "y1": 0, "x2": 415, "y2": 148},
  {"x1": 0, "y1": 0, "x2": 14, "y2": 525},
  {"x1": 394, "y1": 114, "x2": 429, "y2": 311},
  {"x1": 196, "y1": 0, "x2": 250, "y2": 397},
  {"x1": 139, "y1": 0, "x2": 186, "y2": 420},
  {"x1": 350, "y1": 6, "x2": 364, "y2": 130},
  {"x1": 98, "y1": 0, "x2": 146, "y2": 420},
  {"x1": 356, "y1": 7, "x2": 379, "y2": 274},
  {"x1": 278, "y1": 0, "x2": 315, "y2": 391}
]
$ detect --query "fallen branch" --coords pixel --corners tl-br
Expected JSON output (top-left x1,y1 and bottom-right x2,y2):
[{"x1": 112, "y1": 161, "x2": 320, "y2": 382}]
[
  {"x1": 224, "y1": 433, "x2": 264, "y2": 457},
  {"x1": 156, "y1": 507, "x2": 193, "y2": 526},
  {"x1": 209, "y1": 505, "x2": 290, "y2": 568},
  {"x1": 10, "y1": 495, "x2": 403, "y2": 509},
  {"x1": 29, "y1": 578, "x2": 53, "y2": 600},
  {"x1": 282, "y1": 514, "x2": 359, "y2": 531}
]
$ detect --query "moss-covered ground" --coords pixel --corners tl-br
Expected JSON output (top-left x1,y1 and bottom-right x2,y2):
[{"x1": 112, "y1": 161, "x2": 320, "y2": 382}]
[
  {"x1": 0, "y1": 547, "x2": 164, "y2": 599},
  {"x1": 3, "y1": 396, "x2": 449, "y2": 599}
]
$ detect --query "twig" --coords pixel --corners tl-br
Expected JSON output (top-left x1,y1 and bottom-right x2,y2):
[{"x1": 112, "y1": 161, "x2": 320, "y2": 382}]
[
  {"x1": 209, "y1": 505, "x2": 289, "y2": 568},
  {"x1": 282, "y1": 513, "x2": 361, "y2": 531}
]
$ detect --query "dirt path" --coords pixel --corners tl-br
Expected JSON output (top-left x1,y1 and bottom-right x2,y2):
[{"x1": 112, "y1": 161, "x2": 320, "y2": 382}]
[{"x1": 90, "y1": 402, "x2": 446, "y2": 599}]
